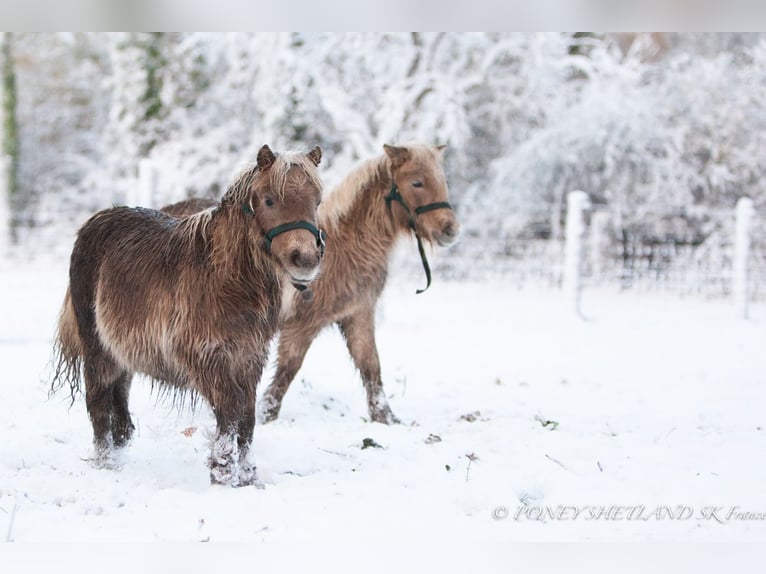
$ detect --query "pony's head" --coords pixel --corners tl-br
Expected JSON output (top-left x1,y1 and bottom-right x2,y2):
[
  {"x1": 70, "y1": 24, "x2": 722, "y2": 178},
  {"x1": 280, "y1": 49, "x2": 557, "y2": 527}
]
[
  {"x1": 383, "y1": 144, "x2": 459, "y2": 247},
  {"x1": 240, "y1": 144, "x2": 325, "y2": 287}
]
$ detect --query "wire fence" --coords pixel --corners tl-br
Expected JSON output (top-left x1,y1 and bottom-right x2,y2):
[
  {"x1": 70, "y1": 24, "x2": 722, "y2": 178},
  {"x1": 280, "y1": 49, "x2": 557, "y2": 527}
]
[{"x1": 426, "y1": 203, "x2": 766, "y2": 302}]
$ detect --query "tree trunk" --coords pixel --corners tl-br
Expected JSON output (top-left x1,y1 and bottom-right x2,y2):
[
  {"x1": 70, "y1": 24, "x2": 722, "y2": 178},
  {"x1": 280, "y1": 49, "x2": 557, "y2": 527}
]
[{"x1": 1, "y1": 32, "x2": 18, "y2": 244}]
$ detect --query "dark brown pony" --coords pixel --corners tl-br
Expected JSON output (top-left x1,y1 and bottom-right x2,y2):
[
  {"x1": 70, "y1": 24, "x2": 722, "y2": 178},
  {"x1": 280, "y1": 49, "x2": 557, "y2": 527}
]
[
  {"x1": 51, "y1": 145, "x2": 324, "y2": 486},
  {"x1": 165, "y1": 143, "x2": 459, "y2": 424}
]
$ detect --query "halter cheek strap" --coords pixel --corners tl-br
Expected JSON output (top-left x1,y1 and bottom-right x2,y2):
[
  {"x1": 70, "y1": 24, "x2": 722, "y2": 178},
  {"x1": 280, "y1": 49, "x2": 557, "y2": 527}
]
[{"x1": 384, "y1": 183, "x2": 452, "y2": 294}]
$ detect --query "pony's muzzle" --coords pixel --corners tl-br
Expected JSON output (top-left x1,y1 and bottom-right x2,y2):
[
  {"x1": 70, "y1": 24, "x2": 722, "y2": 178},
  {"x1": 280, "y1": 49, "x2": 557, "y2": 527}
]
[
  {"x1": 290, "y1": 248, "x2": 321, "y2": 274},
  {"x1": 282, "y1": 235, "x2": 322, "y2": 284},
  {"x1": 421, "y1": 210, "x2": 459, "y2": 247},
  {"x1": 264, "y1": 220, "x2": 324, "y2": 283},
  {"x1": 435, "y1": 219, "x2": 460, "y2": 246}
]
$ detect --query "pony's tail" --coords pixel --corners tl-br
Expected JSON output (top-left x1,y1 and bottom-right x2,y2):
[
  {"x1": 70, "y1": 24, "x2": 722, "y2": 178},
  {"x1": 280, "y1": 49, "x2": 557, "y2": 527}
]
[{"x1": 50, "y1": 287, "x2": 84, "y2": 405}]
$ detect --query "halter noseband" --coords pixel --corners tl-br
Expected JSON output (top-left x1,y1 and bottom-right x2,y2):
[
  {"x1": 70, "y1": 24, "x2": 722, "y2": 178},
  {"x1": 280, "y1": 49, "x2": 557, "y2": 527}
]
[
  {"x1": 242, "y1": 203, "x2": 326, "y2": 296},
  {"x1": 384, "y1": 183, "x2": 452, "y2": 294},
  {"x1": 241, "y1": 202, "x2": 326, "y2": 257},
  {"x1": 264, "y1": 220, "x2": 327, "y2": 258}
]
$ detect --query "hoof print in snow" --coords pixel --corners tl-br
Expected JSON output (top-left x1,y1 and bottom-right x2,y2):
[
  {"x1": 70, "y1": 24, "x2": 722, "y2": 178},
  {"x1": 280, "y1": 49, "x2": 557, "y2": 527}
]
[
  {"x1": 425, "y1": 433, "x2": 442, "y2": 444},
  {"x1": 458, "y1": 411, "x2": 487, "y2": 423},
  {"x1": 361, "y1": 437, "x2": 382, "y2": 450}
]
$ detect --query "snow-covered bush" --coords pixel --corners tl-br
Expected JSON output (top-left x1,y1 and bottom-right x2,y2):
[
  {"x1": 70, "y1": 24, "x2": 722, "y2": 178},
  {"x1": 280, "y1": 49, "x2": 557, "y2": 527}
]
[{"x1": 4, "y1": 32, "x2": 765, "y2": 284}]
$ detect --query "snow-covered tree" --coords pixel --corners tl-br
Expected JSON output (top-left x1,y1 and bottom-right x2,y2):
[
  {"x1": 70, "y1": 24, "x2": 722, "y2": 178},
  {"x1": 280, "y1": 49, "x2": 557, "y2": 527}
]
[{"x1": 5, "y1": 32, "x2": 766, "y2": 272}]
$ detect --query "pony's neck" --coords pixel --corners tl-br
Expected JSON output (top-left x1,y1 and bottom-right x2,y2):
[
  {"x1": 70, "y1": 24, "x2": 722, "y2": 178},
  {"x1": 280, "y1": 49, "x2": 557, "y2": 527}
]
[
  {"x1": 324, "y1": 155, "x2": 408, "y2": 244},
  {"x1": 205, "y1": 204, "x2": 283, "y2": 294}
]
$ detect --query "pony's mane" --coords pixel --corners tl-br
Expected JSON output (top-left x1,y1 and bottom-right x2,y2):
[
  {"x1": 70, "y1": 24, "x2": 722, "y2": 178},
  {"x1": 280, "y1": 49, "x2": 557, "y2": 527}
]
[
  {"x1": 320, "y1": 144, "x2": 440, "y2": 226},
  {"x1": 319, "y1": 156, "x2": 388, "y2": 226},
  {"x1": 179, "y1": 205, "x2": 217, "y2": 246}
]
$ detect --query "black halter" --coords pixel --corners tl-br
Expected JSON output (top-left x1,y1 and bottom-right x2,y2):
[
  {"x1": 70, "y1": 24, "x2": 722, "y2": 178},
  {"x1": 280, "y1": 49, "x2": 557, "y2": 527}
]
[
  {"x1": 241, "y1": 202, "x2": 326, "y2": 257},
  {"x1": 264, "y1": 220, "x2": 326, "y2": 257},
  {"x1": 384, "y1": 183, "x2": 452, "y2": 294},
  {"x1": 242, "y1": 203, "x2": 326, "y2": 295}
]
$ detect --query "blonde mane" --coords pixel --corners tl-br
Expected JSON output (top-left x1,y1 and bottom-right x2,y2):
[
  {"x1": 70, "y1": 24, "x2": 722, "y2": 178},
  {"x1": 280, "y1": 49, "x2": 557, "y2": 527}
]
[
  {"x1": 178, "y1": 205, "x2": 217, "y2": 246},
  {"x1": 319, "y1": 156, "x2": 389, "y2": 227},
  {"x1": 319, "y1": 144, "x2": 441, "y2": 227}
]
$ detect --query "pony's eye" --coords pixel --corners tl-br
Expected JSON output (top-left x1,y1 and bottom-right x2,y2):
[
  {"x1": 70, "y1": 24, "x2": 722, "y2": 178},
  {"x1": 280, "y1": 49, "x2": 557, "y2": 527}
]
[
  {"x1": 412, "y1": 180, "x2": 424, "y2": 189},
  {"x1": 264, "y1": 197, "x2": 275, "y2": 207}
]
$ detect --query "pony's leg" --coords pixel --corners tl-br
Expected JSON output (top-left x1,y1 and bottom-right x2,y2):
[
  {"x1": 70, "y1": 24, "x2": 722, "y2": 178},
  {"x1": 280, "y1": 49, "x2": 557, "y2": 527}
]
[
  {"x1": 83, "y1": 352, "x2": 122, "y2": 461},
  {"x1": 338, "y1": 310, "x2": 400, "y2": 424},
  {"x1": 208, "y1": 401, "x2": 240, "y2": 486},
  {"x1": 237, "y1": 400, "x2": 256, "y2": 454},
  {"x1": 110, "y1": 371, "x2": 135, "y2": 447},
  {"x1": 207, "y1": 378, "x2": 261, "y2": 487},
  {"x1": 237, "y1": 365, "x2": 264, "y2": 486},
  {"x1": 235, "y1": 401, "x2": 258, "y2": 486},
  {"x1": 259, "y1": 324, "x2": 321, "y2": 423}
]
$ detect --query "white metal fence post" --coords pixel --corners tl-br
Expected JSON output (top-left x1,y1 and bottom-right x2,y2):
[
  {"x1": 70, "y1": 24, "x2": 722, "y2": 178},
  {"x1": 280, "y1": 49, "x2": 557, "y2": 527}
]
[
  {"x1": 563, "y1": 190, "x2": 590, "y2": 316},
  {"x1": 127, "y1": 159, "x2": 158, "y2": 207},
  {"x1": 732, "y1": 197, "x2": 754, "y2": 319}
]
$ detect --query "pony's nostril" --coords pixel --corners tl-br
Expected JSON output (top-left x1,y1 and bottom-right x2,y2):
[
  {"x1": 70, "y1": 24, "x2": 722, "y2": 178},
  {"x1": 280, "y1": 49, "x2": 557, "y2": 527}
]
[{"x1": 442, "y1": 223, "x2": 455, "y2": 238}]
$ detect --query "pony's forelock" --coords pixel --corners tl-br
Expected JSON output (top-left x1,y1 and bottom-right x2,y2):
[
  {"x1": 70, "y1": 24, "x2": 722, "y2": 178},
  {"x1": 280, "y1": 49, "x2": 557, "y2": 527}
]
[
  {"x1": 223, "y1": 151, "x2": 323, "y2": 208},
  {"x1": 271, "y1": 152, "x2": 324, "y2": 196}
]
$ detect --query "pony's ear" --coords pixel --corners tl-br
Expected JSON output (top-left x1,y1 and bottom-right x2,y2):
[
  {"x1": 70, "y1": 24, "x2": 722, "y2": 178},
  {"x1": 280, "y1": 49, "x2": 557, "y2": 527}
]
[
  {"x1": 383, "y1": 144, "x2": 410, "y2": 168},
  {"x1": 257, "y1": 145, "x2": 276, "y2": 169},
  {"x1": 308, "y1": 145, "x2": 322, "y2": 166}
]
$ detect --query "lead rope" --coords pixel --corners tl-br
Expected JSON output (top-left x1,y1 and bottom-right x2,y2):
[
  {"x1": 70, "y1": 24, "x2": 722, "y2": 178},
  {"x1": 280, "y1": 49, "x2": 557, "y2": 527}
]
[{"x1": 385, "y1": 183, "x2": 451, "y2": 294}]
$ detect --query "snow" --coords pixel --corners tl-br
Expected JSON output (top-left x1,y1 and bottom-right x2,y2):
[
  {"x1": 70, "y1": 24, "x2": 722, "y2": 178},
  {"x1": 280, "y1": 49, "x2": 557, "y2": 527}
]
[{"x1": 1, "y1": 258, "x2": 765, "y2": 544}]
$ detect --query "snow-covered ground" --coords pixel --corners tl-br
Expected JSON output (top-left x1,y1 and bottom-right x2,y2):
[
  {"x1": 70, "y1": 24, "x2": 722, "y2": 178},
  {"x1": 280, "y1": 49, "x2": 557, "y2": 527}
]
[{"x1": 1, "y1": 258, "x2": 765, "y2": 544}]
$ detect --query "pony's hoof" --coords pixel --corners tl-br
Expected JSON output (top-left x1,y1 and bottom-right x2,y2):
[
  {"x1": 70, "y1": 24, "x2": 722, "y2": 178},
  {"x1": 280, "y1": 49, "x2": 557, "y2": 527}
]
[
  {"x1": 258, "y1": 404, "x2": 280, "y2": 425},
  {"x1": 88, "y1": 449, "x2": 121, "y2": 471},
  {"x1": 112, "y1": 425, "x2": 135, "y2": 448},
  {"x1": 237, "y1": 467, "x2": 265, "y2": 489},
  {"x1": 209, "y1": 462, "x2": 237, "y2": 486},
  {"x1": 369, "y1": 407, "x2": 400, "y2": 425},
  {"x1": 89, "y1": 439, "x2": 121, "y2": 469},
  {"x1": 209, "y1": 462, "x2": 264, "y2": 488}
]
